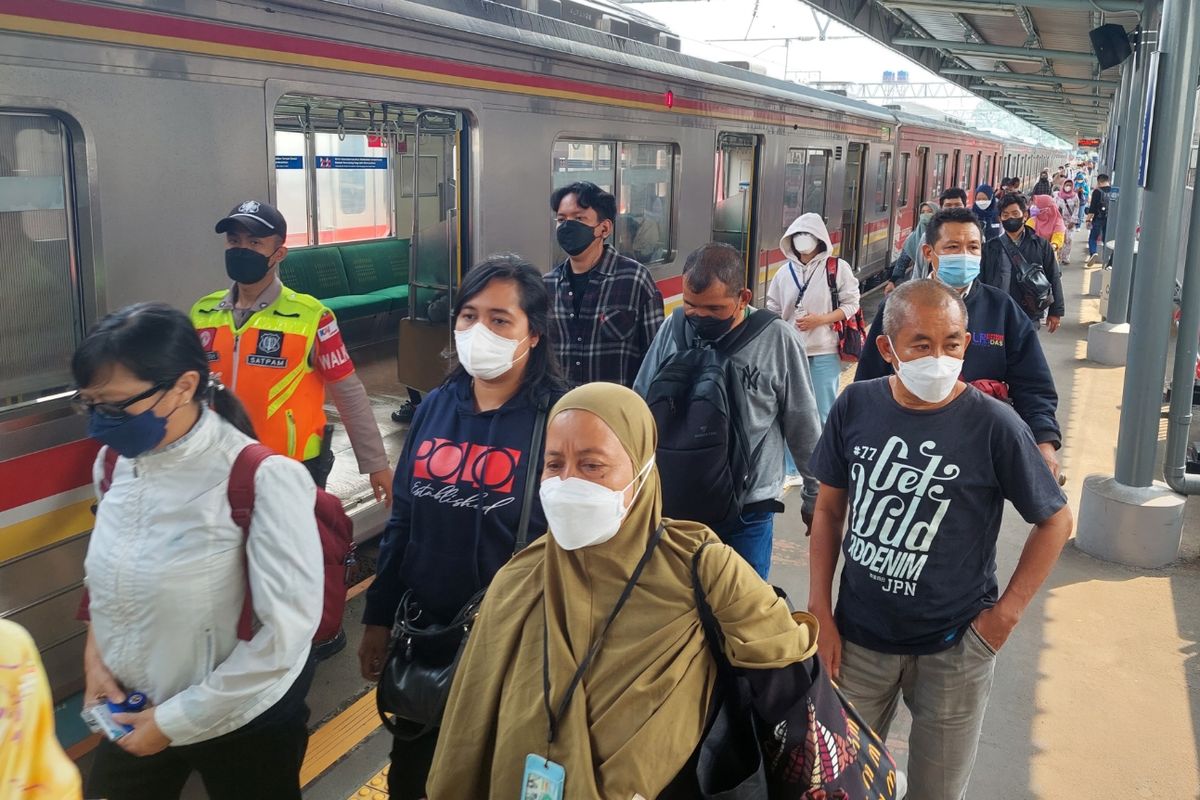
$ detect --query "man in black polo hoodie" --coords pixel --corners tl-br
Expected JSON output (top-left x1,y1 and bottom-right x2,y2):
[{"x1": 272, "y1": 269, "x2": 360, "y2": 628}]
[{"x1": 856, "y1": 207, "x2": 1062, "y2": 479}]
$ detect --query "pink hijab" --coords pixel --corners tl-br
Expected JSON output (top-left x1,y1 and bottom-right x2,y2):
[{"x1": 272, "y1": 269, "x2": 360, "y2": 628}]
[{"x1": 1031, "y1": 194, "x2": 1065, "y2": 239}]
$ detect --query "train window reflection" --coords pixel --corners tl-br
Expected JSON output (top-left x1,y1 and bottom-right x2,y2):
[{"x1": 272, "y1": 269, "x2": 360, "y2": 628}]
[
  {"x1": 875, "y1": 151, "x2": 891, "y2": 212},
  {"x1": 0, "y1": 112, "x2": 80, "y2": 411},
  {"x1": 783, "y1": 147, "x2": 830, "y2": 224},
  {"x1": 898, "y1": 152, "x2": 911, "y2": 207},
  {"x1": 933, "y1": 153, "x2": 948, "y2": 197}
]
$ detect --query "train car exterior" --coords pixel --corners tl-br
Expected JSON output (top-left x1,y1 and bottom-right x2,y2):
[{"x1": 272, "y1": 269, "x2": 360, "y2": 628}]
[{"x1": 0, "y1": 0, "x2": 1064, "y2": 699}]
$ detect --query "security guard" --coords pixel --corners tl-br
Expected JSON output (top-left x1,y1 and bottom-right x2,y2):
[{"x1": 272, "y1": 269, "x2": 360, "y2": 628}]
[{"x1": 191, "y1": 200, "x2": 393, "y2": 504}]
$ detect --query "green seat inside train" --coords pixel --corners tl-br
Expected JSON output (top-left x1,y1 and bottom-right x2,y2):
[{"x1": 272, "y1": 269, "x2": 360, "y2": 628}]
[{"x1": 278, "y1": 239, "x2": 412, "y2": 322}]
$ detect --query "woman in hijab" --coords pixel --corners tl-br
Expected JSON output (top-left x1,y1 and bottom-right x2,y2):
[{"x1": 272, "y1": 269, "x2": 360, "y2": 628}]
[
  {"x1": 1055, "y1": 180, "x2": 1081, "y2": 264},
  {"x1": 427, "y1": 383, "x2": 817, "y2": 800},
  {"x1": 1030, "y1": 193, "x2": 1066, "y2": 256},
  {"x1": 883, "y1": 200, "x2": 938, "y2": 293},
  {"x1": 973, "y1": 183, "x2": 1001, "y2": 241}
]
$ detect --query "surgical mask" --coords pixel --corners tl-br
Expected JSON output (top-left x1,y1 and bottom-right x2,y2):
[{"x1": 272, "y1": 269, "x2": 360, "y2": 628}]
[
  {"x1": 556, "y1": 220, "x2": 600, "y2": 257},
  {"x1": 919, "y1": 212, "x2": 934, "y2": 225},
  {"x1": 934, "y1": 253, "x2": 981, "y2": 289},
  {"x1": 887, "y1": 338, "x2": 962, "y2": 404},
  {"x1": 225, "y1": 247, "x2": 273, "y2": 284},
  {"x1": 540, "y1": 458, "x2": 655, "y2": 550},
  {"x1": 687, "y1": 312, "x2": 735, "y2": 341},
  {"x1": 793, "y1": 233, "x2": 819, "y2": 255},
  {"x1": 975, "y1": 199, "x2": 991, "y2": 210},
  {"x1": 454, "y1": 323, "x2": 528, "y2": 381},
  {"x1": 1002, "y1": 217, "x2": 1026, "y2": 233},
  {"x1": 1028, "y1": 205, "x2": 1041, "y2": 217},
  {"x1": 87, "y1": 406, "x2": 169, "y2": 458}
]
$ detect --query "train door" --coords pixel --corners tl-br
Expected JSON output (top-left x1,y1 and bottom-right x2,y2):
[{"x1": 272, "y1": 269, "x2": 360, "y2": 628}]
[
  {"x1": 712, "y1": 132, "x2": 761, "y2": 291},
  {"x1": 916, "y1": 146, "x2": 929, "y2": 202},
  {"x1": 840, "y1": 142, "x2": 865, "y2": 266},
  {"x1": 397, "y1": 111, "x2": 464, "y2": 394}
]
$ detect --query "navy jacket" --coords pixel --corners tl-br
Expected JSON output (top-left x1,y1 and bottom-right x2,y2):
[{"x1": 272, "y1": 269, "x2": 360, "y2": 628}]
[
  {"x1": 854, "y1": 282, "x2": 1062, "y2": 447},
  {"x1": 363, "y1": 374, "x2": 562, "y2": 625}
]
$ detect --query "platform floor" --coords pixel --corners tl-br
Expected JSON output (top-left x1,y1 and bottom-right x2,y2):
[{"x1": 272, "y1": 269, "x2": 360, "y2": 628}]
[{"x1": 181, "y1": 228, "x2": 1200, "y2": 799}]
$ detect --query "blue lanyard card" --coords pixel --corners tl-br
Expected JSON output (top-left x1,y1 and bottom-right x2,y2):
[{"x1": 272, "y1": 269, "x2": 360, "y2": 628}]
[{"x1": 522, "y1": 754, "x2": 565, "y2": 800}]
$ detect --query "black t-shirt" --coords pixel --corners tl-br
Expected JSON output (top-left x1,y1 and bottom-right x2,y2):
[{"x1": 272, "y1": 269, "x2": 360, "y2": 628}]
[
  {"x1": 809, "y1": 378, "x2": 1066, "y2": 655},
  {"x1": 566, "y1": 267, "x2": 591, "y2": 316}
]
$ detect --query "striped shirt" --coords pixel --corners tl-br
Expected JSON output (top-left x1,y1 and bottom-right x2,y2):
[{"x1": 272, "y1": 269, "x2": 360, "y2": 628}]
[{"x1": 544, "y1": 245, "x2": 665, "y2": 388}]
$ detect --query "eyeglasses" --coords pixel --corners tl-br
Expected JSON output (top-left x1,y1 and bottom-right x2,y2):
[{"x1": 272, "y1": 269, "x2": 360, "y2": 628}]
[{"x1": 71, "y1": 383, "x2": 168, "y2": 418}]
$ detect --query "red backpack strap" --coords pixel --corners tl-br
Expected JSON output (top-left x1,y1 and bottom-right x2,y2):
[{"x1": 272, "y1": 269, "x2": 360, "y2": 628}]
[{"x1": 228, "y1": 443, "x2": 275, "y2": 640}]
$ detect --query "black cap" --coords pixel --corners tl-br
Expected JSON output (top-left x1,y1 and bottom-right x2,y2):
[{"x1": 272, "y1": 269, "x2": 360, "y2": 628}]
[{"x1": 215, "y1": 200, "x2": 287, "y2": 240}]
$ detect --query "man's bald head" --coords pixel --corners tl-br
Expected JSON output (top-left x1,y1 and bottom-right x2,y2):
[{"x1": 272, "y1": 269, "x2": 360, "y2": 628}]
[{"x1": 883, "y1": 279, "x2": 968, "y2": 338}]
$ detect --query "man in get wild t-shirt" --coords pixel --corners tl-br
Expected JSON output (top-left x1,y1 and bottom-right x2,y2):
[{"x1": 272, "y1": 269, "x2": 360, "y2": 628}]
[{"x1": 808, "y1": 279, "x2": 1072, "y2": 800}]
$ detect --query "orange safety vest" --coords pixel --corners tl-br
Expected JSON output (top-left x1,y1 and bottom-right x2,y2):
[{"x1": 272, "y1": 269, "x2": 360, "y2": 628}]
[{"x1": 190, "y1": 288, "x2": 327, "y2": 461}]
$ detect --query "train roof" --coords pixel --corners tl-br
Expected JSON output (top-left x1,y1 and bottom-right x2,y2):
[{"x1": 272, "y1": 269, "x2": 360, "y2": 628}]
[{"x1": 300, "y1": 0, "x2": 897, "y2": 125}]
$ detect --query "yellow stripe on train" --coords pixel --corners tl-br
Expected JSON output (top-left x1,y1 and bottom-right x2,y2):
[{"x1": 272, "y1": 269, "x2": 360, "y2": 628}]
[{"x1": 0, "y1": 500, "x2": 95, "y2": 564}]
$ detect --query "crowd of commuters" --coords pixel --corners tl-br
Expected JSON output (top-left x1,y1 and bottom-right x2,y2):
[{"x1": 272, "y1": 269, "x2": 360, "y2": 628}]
[{"x1": 10, "y1": 163, "x2": 1099, "y2": 799}]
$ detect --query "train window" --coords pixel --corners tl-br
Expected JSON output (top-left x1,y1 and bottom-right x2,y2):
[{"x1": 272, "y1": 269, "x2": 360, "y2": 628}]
[
  {"x1": 874, "y1": 152, "x2": 891, "y2": 212},
  {"x1": 617, "y1": 142, "x2": 675, "y2": 264},
  {"x1": 783, "y1": 147, "x2": 830, "y2": 223},
  {"x1": 962, "y1": 154, "x2": 974, "y2": 190},
  {"x1": 274, "y1": 131, "x2": 309, "y2": 246},
  {"x1": 984, "y1": 154, "x2": 994, "y2": 186},
  {"x1": 312, "y1": 132, "x2": 391, "y2": 244},
  {"x1": 552, "y1": 139, "x2": 675, "y2": 264},
  {"x1": 898, "y1": 152, "x2": 911, "y2": 207},
  {"x1": 932, "y1": 153, "x2": 948, "y2": 197},
  {"x1": 0, "y1": 112, "x2": 82, "y2": 411}
]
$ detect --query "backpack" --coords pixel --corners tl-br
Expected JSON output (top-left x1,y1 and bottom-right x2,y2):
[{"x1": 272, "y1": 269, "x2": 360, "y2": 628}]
[
  {"x1": 824, "y1": 257, "x2": 867, "y2": 363},
  {"x1": 95, "y1": 443, "x2": 354, "y2": 644},
  {"x1": 645, "y1": 307, "x2": 776, "y2": 527},
  {"x1": 1001, "y1": 235, "x2": 1054, "y2": 317}
]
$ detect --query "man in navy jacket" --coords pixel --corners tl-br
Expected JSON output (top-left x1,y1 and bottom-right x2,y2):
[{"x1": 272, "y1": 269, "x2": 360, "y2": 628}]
[{"x1": 856, "y1": 208, "x2": 1062, "y2": 478}]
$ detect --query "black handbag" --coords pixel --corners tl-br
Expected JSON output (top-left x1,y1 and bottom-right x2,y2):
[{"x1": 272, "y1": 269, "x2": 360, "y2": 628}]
[
  {"x1": 376, "y1": 404, "x2": 547, "y2": 740},
  {"x1": 691, "y1": 542, "x2": 899, "y2": 800},
  {"x1": 1001, "y1": 234, "x2": 1053, "y2": 316}
]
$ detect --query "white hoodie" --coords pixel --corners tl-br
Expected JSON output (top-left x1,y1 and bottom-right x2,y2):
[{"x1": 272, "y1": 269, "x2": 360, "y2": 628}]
[{"x1": 767, "y1": 213, "x2": 861, "y2": 357}]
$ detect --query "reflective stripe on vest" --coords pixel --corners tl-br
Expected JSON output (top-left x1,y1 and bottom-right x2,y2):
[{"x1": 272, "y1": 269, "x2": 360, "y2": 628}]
[{"x1": 191, "y1": 289, "x2": 327, "y2": 462}]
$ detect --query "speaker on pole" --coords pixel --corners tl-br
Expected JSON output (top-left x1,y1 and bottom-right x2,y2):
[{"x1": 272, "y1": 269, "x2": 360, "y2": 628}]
[{"x1": 1089, "y1": 23, "x2": 1133, "y2": 70}]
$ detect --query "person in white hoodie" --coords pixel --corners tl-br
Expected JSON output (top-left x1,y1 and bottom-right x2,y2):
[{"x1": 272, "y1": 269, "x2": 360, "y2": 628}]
[
  {"x1": 766, "y1": 213, "x2": 861, "y2": 423},
  {"x1": 72, "y1": 303, "x2": 323, "y2": 800}
]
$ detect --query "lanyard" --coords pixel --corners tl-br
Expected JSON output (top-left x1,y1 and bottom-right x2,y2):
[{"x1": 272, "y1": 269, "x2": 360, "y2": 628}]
[
  {"x1": 787, "y1": 261, "x2": 820, "y2": 306},
  {"x1": 542, "y1": 523, "x2": 665, "y2": 745}
]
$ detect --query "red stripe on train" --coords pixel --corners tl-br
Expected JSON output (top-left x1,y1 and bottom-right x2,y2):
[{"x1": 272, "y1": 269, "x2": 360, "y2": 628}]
[{"x1": 0, "y1": 439, "x2": 99, "y2": 513}]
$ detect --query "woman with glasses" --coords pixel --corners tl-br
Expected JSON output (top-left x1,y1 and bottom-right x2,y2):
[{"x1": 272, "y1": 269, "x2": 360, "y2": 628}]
[{"x1": 73, "y1": 302, "x2": 323, "y2": 800}]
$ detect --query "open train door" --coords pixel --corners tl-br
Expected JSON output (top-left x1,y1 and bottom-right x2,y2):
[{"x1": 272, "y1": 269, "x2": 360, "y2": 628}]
[
  {"x1": 840, "y1": 142, "x2": 865, "y2": 265},
  {"x1": 712, "y1": 132, "x2": 762, "y2": 293},
  {"x1": 396, "y1": 110, "x2": 463, "y2": 393}
]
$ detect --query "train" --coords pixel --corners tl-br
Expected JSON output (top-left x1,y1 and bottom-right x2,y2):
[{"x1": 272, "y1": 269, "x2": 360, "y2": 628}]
[{"x1": 0, "y1": 0, "x2": 1067, "y2": 702}]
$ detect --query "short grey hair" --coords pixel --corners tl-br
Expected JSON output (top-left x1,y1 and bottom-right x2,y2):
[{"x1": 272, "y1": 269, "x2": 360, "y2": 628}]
[
  {"x1": 882, "y1": 279, "x2": 968, "y2": 337},
  {"x1": 683, "y1": 242, "x2": 745, "y2": 296}
]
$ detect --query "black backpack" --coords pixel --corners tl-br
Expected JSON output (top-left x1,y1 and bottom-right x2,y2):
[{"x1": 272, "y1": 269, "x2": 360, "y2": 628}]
[
  {"x1": 645, "y1": 307, "x2": 776, "y2": 527},
  {"x1": 1001, "y1": 235, "x2": 1053, "y2": 316}
]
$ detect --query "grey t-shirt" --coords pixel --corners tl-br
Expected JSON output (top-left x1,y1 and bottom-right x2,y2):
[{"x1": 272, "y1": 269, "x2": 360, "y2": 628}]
[{"x1": 810, "y1": 378, "x2": 1066, "y2": 654}]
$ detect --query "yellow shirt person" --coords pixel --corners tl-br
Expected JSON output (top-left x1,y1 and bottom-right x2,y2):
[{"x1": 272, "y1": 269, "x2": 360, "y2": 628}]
[{"x1": 0, "y1": 620, "x2": 81, "y2": 799}]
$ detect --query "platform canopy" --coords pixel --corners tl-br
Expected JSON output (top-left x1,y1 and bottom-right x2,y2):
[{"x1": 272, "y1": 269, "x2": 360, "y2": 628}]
[{"x1": 804, "y1": 0, "x2": 1142, "y2": 144}]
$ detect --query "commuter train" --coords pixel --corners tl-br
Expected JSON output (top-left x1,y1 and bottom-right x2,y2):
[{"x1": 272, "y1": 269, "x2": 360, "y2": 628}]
[{"x1": 0, "y1": 0, "x2": 1066, "y2": 700}]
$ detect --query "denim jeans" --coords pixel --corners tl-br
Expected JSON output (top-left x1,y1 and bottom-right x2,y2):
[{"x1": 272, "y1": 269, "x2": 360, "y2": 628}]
[
  {"x1": 710, "y1": 510, "x2": 774, "y2": 579},
  {"x1": 807, "y1": 353, "x2": 842, "y2": 424},
  {"x1": 1088, "y1": 218, "x2": 1107, "y2": 255},
  {"x1": 838, "y1": 632, "x2": 997, "y2": 800}
]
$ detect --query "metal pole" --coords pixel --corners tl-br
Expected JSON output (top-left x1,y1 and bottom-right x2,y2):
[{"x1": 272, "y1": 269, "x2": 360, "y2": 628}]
[
  {"x1": 1114, "y1": 0, "x2": 1200, "y2": 487},
  {"x1": 1106, "y1": 27, "x2": 1151, "y2": 325},
  {"x1": 1101, "y1": 64, "x2": 1130, "y2": 175},
  {"x1": 1164, "y1": 173, "x2": 1200, "y2": 494}
]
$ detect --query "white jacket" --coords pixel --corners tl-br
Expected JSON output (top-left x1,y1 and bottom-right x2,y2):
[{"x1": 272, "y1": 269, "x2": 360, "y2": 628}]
[
  {"x1": 767, "y1": 213, "x2": 861, "y2": 357},
  {"x1": 84, "y1": 407, "x2": 322, "y2": 746}
]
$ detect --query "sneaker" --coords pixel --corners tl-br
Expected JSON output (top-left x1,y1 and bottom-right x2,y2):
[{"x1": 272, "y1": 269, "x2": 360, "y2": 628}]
[
  {"x1": 312, "y1": 628, "x2": 347, "y2": 662},
  {"x1": 782, "y1": 473, "x2": 806, "y2": 489},
  {"x1": 895, "y1": 769, "x2": 908, "y2": 799},
  {"x1": 391, "y1": 401, "x2": 415, "y2": 424}
]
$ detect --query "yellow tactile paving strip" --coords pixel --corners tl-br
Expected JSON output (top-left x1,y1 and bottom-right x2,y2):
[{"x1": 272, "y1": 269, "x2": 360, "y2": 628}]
[
  {"x1": 300, "y1": 688, "x2": 383, "y2": 787},
  {"x1": 346, "y1": 764, "x2": 390, "y2": 799}
]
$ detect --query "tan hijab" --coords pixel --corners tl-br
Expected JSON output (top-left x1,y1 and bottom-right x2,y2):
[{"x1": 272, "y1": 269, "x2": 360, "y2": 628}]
[{"x1": 428, "y1": 383, "x2": 817, "y2": 800}]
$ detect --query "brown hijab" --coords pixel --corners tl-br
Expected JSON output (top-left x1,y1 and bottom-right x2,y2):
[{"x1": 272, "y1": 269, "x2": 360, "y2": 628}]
[{"x1": 427, "y1": 383, "x2": 817, "y2": 799}]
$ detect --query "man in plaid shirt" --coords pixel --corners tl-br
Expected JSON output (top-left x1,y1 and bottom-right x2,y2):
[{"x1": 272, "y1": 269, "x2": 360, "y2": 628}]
[{"x1": 545, "y1": 182, "x2": 665, "y2": 387}]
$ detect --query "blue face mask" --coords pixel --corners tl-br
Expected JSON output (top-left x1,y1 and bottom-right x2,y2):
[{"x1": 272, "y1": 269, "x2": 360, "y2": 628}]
[
  {"x1": 87, "y1": 406, "x2": 169, "y2": 458},
  {"x1": 935, "y1": 253, "x2": 981, "y2": 288}
]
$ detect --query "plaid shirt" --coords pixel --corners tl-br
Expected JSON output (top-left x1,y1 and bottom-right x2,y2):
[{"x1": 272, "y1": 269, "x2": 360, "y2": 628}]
[{"x1": 545, "y1": 245, "x2": 665, "y2": 387}]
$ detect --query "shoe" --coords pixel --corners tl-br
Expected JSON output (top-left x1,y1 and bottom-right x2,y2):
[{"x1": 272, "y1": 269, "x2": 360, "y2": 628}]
[
  {"x1": 312, "y1": 628, "x2": 347, "y2": 662},
  {"x1": 895, "y1": 769, "x2": 908, "y2": 799},
  {"x1": 782, "y1": 473, "x2": 806, "y2": 489},
  {"x1": 391, "y1": 401, "x2": 415, "y2": 424}
]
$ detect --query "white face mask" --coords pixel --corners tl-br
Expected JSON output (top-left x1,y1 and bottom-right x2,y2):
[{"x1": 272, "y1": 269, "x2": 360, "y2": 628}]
[
  {"x1": 793, "y1": 233, "x2": 819, "y2": 256},
  {"x1": 887, "y1": 337, "x2": 962, "y2": 403},
  {"x1": 540, "y1": 457, "x2": 655, "y2": 551},
  {"x1": 454, "y1": 323, "x2": 528, "y2": 381},
  {"x1": 975, "y1": 199, "x2": 991, "y2": 210}
]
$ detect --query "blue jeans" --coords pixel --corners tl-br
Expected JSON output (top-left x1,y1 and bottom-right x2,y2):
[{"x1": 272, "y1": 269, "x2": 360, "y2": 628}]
[
  {"x1": 1088, "y1": 218, "x2": 1107, "y2": 255},
  {"x1": 711, "y1": 510, "x2": 774, "y2": 579}
]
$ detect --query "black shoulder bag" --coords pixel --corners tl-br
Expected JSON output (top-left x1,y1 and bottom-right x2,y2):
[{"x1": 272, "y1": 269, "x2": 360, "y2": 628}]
[
  {"x1": 1001, "y1": 234, "x2": 1053, "y2": 317},
  {"x1": 376, "y1": 404, "x2": 548, "y2": 740}
]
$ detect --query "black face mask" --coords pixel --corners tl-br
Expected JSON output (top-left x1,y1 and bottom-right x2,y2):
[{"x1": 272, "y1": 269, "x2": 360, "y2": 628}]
[
  {"x1": 687, "y1": 312, "x2": 736, "y2": 341},
  {"x1": 225, "y1": 247, "x2": 273, "y2": 284},
  {"x1": 1002, "y1": 217, "x2": 1026, "y2": 233},
  {"x1": 556, "y1": 220, "x2": 600, "y2": 257}
]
